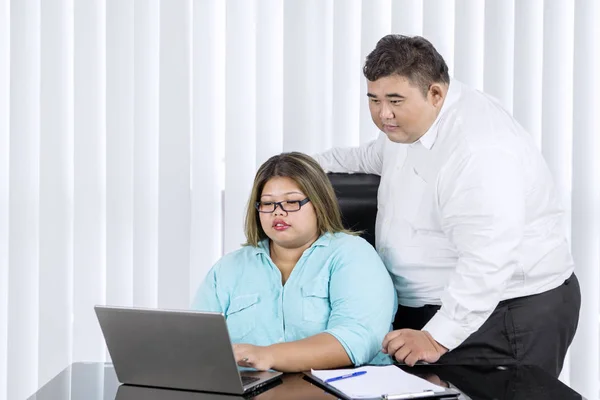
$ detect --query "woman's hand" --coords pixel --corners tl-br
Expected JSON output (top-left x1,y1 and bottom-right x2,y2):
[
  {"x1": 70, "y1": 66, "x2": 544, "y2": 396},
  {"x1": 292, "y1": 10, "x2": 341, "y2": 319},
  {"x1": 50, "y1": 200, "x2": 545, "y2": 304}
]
[{"x1": 233, "y1": 343, "x2": 276, "y2": 371}]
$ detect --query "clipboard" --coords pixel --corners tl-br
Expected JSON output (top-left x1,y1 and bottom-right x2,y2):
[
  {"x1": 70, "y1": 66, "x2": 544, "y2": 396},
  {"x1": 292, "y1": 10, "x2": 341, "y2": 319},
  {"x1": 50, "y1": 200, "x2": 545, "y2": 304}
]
[{"x1": 303, "y1": 369, "x2": 459, "y2": 400}]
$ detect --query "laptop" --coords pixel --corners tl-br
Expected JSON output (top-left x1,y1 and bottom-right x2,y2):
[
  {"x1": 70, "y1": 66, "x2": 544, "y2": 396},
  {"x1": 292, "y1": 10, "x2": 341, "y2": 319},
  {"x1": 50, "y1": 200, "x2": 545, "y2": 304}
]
[
  {"x1": 94, "y1": 305, "x2": 282, "y2": 395},
  {"x1": 114, "y1": 380, "x2": 284, "y2": 400}
]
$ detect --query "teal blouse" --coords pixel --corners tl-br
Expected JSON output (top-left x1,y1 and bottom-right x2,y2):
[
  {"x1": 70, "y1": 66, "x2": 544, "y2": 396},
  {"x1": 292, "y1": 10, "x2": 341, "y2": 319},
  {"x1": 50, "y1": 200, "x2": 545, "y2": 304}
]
[{"x1": 191, "y1": 232, "x2": 397, "y2": 365}]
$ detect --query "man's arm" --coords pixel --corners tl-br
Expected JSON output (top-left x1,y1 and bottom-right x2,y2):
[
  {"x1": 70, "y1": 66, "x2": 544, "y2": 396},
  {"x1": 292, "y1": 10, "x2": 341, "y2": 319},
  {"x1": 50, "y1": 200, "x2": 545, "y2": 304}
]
[
  {"x1": 423, "y1": 147, "x2": 525, "y2": 350},
  {"x1": 314, "y1": 132, "x2": 386, "y2": 174}
]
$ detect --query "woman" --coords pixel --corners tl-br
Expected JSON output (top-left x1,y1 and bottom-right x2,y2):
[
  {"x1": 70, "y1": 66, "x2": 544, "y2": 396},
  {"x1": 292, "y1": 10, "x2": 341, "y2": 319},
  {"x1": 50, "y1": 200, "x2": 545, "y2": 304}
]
[{"x1": 192, "y1": 152, "x2": 396, "y2": 372}]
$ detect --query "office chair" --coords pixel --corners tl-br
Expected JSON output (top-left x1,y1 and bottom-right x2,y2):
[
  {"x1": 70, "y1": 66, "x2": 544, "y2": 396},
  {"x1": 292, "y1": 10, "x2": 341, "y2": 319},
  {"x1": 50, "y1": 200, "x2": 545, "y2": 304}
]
[{"x1": 327, "y1": 173, "x2": 381, "y2": 248}]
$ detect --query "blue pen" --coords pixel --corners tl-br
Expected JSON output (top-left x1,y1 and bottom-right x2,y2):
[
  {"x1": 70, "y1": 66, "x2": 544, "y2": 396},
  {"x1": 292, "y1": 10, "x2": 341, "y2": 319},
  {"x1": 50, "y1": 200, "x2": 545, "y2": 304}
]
[{"x1": 324, "y1": 370, "x2": 367, "y2": 383}]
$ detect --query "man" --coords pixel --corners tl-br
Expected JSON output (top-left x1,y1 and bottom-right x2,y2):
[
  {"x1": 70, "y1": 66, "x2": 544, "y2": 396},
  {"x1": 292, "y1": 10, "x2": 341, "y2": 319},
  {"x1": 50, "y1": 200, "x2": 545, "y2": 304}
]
[{"x1": 315, "y1": 35, "x2": 580, "y2": 377}]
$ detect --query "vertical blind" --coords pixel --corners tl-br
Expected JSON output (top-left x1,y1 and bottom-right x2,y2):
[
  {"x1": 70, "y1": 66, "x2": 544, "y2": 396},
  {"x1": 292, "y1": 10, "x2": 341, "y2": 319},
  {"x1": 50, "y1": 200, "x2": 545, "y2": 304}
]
[{"x1": 0, "y1": 1, "x2": 598, "y2": 399}]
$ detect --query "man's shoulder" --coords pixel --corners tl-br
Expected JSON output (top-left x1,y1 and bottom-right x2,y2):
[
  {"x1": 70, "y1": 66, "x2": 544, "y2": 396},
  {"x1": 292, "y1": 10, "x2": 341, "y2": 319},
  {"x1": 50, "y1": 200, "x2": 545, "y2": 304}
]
[{"x1": 449, "y1": 91, "x2": 525, "y2": 151}]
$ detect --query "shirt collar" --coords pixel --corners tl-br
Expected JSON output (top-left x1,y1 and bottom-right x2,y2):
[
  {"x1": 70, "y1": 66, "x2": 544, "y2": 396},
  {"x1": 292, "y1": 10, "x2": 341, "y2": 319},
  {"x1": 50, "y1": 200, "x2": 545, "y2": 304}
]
[
  {"x1": 416, "y1": 78, "x2": 461, "y2": 150},
  {"x1": 253, "y1": 232, "x2": 332, "y2": 256}
]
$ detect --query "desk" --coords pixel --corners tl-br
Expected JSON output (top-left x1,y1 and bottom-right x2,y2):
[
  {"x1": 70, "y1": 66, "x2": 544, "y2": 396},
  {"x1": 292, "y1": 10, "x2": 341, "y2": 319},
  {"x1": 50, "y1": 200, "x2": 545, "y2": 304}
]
[{"x1": 28, "y1": 362, "x2": 584, "y2": 400}]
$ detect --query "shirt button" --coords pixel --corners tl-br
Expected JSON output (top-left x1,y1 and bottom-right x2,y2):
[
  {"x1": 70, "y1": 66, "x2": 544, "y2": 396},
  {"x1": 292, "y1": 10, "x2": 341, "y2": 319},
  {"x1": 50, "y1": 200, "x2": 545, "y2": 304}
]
[{"x1": 278, "y1": 337, "x2": 283, "y2": 342}]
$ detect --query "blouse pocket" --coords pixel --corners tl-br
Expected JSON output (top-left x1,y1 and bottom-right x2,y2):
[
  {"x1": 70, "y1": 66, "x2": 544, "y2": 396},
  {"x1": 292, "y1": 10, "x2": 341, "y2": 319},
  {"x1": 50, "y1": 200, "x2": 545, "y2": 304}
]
[
  {"x1": 301, "y1": 279, "x2": 331, "y2": 323},
  {"x1": 225, "y1": 293, "x2": 259, "y2": 341}
]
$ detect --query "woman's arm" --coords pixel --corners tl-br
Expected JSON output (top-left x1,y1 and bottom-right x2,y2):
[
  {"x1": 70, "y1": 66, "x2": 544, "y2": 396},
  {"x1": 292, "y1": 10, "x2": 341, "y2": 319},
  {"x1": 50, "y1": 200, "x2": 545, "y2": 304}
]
[
  {"x1": 190, "y1": 266, "x2": 223, "y2": 312},
  {"x1": 234, "y1": 332, "x2": 351, "y2": 372},
  {"x1": 321, "y1": 236, "x2": 397, "y2": 366}
]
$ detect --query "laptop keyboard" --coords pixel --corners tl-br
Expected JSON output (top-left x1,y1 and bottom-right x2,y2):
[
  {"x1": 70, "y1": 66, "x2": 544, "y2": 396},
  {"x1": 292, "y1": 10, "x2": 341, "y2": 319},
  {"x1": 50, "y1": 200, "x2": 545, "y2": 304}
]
[{"x1": 241, "y1": 375, "x2": 260, "y2": 386}]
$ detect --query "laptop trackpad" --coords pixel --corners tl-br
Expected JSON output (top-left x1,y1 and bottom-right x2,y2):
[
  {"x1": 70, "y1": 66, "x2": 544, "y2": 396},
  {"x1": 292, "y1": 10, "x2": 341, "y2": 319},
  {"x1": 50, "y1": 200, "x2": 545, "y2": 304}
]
[{"x1": 241, "y1": 375, "x2": 260, "y2": 386}]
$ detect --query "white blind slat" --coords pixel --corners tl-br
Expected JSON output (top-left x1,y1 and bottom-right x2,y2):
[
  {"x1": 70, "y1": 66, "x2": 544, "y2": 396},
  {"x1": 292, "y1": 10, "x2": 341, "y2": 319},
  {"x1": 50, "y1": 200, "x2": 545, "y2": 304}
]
[
  {"x1": 423, "y1": 0, "x2": 455, "y2": 75},
  {"x1": 332, "y1": 0, "x2": 362, "y2": 148},
  {"x1": 483, "y1": 0, "x2": 515, "y2": 113},
  {"x1": 39, "y1": 0, "x2": 74, "y2": 389},
  {"x1": 158, "y1": 0, "x2": 192, "y2": 309},
  {"x1": 391, "y1": 0, "x2": 423, "y2": 36},
  {"x1": 512, "y1": 0, "x2": 544, "y2": 149},
  {"x1": 73, "y1": 0, "x2": 106, "y2": 364},
  {"x1": 106, "y1": 0, "x2": 134, "y2": 308},
  {"x1": 0, "y1": 1, "x2": 10, "y2": 399},
  {"x1": 224, "y1": 0, "x2": 257, "y2": 253},
  {"x1": 541, "y1": 0, "x2": 575, "y2": 238},
  {"x1": 190, "y1": 0, "x2": 225, "y2": 299},
  {"x1": 453, "y1": 0, "x2": 484, "y2": 90},
  {"x1": 133, "y1": 0, "x2": 159, "y2": 309},
  {"x1": 8, "y1": 0, "x2": 40, "y2": 398},
  {"x1": 256, "y1": 0, "x2": 283, "y2": 166},
  {"x1": 283, "y1": 0, "x2": 333, "y2": 154}
]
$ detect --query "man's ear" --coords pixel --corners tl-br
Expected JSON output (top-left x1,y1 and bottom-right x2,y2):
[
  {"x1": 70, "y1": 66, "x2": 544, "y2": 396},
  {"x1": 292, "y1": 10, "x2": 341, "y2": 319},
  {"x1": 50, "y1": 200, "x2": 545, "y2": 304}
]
[{"x1": 428, "y1": 83, "x2": 446, "y2": 107}]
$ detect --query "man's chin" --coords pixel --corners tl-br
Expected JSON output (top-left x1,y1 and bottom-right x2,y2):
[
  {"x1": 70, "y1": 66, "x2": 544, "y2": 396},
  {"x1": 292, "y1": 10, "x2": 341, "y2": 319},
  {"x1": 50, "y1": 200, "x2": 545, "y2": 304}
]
[{"x1": 384, "y1": 131, "x2": 413, "y2": 144}]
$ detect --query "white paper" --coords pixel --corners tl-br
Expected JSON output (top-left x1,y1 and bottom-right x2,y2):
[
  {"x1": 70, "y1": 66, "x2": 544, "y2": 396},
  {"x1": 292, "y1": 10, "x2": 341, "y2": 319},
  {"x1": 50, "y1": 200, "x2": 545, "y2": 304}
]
[{"x1": 311, "y1": 365, "x2": 444, "y2": 399}]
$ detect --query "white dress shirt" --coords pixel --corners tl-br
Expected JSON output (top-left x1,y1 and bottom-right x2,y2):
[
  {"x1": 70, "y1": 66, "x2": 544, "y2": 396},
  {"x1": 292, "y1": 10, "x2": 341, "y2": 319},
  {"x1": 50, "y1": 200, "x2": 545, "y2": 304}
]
[{"x1": 315, "y1": 79, "x2": 574, "y2": 350}]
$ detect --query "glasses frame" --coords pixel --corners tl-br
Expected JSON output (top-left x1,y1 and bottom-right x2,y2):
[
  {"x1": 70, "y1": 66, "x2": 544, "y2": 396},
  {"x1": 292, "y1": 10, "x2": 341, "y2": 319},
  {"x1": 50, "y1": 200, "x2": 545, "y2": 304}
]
[{"x1": 255, "y1": 197, "x2": 310, "y2": 213}]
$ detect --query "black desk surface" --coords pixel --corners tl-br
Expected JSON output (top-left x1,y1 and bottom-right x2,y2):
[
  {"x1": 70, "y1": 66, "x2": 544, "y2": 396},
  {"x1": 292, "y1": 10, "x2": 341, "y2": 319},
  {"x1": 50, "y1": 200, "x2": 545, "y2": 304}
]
[{"x1": 28, "y1": 362, "x2": 584, "y2": 400}]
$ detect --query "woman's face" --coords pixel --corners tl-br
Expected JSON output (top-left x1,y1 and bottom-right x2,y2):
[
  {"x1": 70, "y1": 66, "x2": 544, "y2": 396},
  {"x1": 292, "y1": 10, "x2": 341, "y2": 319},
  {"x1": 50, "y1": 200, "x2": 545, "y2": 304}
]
[{"x1": 258, "y1": 176, "x2": 319, "y2": 250}]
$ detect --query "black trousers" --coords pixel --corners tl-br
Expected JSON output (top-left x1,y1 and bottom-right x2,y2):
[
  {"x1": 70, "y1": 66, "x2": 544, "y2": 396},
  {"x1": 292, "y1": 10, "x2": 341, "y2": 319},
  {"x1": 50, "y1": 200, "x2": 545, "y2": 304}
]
[{"x1": 392, "y1": 273, "x2": 581, "y2": 378}]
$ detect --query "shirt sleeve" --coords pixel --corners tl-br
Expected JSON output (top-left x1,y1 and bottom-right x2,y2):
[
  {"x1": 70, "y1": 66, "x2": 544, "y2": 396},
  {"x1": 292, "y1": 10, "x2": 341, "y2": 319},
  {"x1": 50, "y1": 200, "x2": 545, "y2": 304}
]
[
  {"x1": 313, "y1": 133, "x2": 386, "y2": 175},
  {"x1": 423, "y1": 147, "x2": 525, "y2": 350},
  {"x1": 323, "y1": 237, "x2": 397, "y2": 365},
  {"x1": 190, "y1": 265, "x2": 224, "y2": 313}
]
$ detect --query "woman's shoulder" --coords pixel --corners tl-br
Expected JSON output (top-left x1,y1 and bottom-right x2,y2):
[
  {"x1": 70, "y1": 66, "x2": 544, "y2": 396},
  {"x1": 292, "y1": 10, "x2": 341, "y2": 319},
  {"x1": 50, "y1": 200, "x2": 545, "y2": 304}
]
[
  {"x1": 212, "y1": 245, "x2": 264, "y2": 273},
  {"x1": 323, "y1": 233, "x2": 388, "y2": 276},
  {"x1": 323, "y1": 232, "x2": 381, "y2": 261},
  {"x1": 328, "y1": 231, "x2": 375, "y2": 250}
]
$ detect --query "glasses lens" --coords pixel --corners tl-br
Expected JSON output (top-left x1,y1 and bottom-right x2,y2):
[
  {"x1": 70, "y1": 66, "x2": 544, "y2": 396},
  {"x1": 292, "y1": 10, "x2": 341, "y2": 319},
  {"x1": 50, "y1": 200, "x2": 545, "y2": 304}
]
[
  {"x1": 282, "y1": 201, "x2": 300, "y2": 211},
  {"x1": 257, "y1": 202, "x2": 274, "y2": 212}
]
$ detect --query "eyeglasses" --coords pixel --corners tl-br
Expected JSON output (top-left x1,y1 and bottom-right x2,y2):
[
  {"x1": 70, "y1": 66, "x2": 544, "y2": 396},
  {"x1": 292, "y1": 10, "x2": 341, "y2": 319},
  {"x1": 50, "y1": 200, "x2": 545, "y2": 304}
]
[{"x1": 255, "y1": 198, "x2": 310, "y2": 213}]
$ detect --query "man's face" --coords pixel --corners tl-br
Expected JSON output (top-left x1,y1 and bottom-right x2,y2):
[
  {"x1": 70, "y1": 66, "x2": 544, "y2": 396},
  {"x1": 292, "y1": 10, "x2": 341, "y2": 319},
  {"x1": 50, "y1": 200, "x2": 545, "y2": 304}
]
[{"x1": 367, "y1": 75, "x2": 444, "y2": 144}]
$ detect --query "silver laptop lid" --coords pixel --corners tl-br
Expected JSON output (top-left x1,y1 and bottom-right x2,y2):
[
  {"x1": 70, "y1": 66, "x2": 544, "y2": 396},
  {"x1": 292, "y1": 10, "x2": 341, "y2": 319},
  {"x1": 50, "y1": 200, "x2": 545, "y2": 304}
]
[{"x1": 94, "y1": 306, "x2": 281, "y2": 395}]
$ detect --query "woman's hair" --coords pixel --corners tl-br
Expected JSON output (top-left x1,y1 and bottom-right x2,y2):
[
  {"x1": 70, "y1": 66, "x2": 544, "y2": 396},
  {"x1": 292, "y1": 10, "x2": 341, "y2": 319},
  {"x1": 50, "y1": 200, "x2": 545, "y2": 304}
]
[{"x1": 244, "y1": 152, "x2": 354, "y2": 246}]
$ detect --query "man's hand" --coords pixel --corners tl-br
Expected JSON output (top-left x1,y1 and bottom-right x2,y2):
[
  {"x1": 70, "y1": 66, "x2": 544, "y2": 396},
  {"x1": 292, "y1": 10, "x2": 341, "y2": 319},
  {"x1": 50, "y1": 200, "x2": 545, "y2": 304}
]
[
  {"x1": 233, "y1": 343, "x2": 276, "y2": 371},
  {"x1": 382, "y1": 329, "x2": 448, "y2": 366}
]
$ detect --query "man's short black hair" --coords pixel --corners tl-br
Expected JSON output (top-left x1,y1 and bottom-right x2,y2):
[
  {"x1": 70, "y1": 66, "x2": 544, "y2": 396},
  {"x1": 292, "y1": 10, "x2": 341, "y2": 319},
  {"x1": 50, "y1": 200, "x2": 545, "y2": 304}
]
[{"x1": 363, "y1": 35, "x2": 450, "y2": 95}]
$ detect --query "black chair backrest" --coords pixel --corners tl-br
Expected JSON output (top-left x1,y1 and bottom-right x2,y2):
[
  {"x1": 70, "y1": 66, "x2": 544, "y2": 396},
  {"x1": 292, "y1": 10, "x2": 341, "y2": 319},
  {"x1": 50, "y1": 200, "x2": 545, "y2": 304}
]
[{"x1": 327, "y1": 173, "x2": 381, "y2": 247}]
